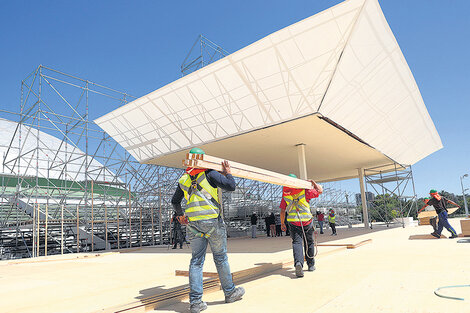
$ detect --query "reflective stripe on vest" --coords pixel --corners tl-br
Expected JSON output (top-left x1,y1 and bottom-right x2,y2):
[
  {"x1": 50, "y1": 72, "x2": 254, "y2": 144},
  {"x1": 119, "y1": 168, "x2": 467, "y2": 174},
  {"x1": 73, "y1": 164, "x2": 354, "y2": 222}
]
[
  {"x1": 284, "y1": 190, "x2": 312, "y2": 223},
  {"x1": 178, "y1": 172, "x2": 220, "y2": 221}
]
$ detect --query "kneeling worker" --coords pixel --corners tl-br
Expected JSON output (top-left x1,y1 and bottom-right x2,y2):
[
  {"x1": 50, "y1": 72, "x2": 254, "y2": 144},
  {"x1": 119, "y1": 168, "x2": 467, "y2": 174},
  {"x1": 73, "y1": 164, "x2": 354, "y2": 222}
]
[
  {"x1": 171, "y1": 148, "x2": 245, "y2": 313},
  {"x1": 280, "y1": 174, "x2": 323, "y2": 277}
]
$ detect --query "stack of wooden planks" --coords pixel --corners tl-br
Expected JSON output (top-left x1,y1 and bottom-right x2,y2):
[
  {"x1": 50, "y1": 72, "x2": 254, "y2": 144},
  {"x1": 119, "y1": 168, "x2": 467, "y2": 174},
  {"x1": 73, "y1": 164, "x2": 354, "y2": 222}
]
[
  {"x1": 182, "y1": 153, "x2": 312, "y2": 189},
  {"x1": 461, "y1": 219, "x2": 470, "y2": 237}
]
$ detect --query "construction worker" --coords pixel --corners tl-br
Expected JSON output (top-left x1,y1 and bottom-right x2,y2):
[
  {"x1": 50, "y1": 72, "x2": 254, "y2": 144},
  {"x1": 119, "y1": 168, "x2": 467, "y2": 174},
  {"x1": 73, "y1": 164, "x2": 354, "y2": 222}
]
[
  {"x1": 170, "y1": 212, "x2": 184, "y2": 249},
  {"x1": 328, "y1": 209, "x2": 337, "y2": 236},
  {"x1": 419, "y1": 189, "x2": 459, "y2": 239},
  {"x1": 316, "y1": 211, "x2": 325, "y2": 234},
  {"x1": 171, "y1": 148, "x2": 244, "y2": 313},
  {"x1": 280, "y1": 174, "x2": 323, "y2": 278}
]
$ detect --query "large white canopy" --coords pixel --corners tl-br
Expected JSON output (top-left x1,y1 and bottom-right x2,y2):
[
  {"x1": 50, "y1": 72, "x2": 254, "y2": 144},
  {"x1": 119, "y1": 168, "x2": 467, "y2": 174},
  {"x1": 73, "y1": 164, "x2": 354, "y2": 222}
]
[{"x1": 95, "y1": 0, "x2": 442, "y2": 181}]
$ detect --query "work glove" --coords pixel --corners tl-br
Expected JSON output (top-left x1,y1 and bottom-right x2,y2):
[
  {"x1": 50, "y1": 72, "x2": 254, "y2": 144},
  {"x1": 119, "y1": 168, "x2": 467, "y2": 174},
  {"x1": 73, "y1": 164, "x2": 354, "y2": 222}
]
[
  {"x1": 177, "y1": 215, "x2": 189, "y2": 225},
  {"x1": 281, "y1": 223, "x2": 287, "y2": 232}
]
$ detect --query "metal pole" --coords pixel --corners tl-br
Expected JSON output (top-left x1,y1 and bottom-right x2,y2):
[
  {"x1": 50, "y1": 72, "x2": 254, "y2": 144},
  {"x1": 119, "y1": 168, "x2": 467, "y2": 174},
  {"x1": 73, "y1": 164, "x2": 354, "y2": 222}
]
[
  {"x1": 140, "y1": 205, "x2": 142, "y2": 247},
  {"x1": 358, "y1": 168, "x2": 369, "y2": 229},
  {"x1": 37, "y1": 203, "x2": 40, "y2": 257},
  {"x1": 129, "y1": 185, "x2": 132, "y2": 248},
  {"x1": 32, "y1": 203, "x2": 36, "y2": 257},
  {"x1": 91, "y1": 180, "x2": 94, "y2": 252},
  {"x1": 159, "y1": 184, "x2": 162, "y2": 245},
  {"x1": 151, "y1": 206, "x2": 155, "y2": 246},
  {"x1": 45, "y1": 204, "x2": 48, "y2": 256},
  {"x1": 105, "y1": 205, "x2": 108, "y2": 249},
  {"x1": 61, "y1": 204, "x2": 64, "y2": 255},
  {"x1": 460, "y1": 175, "x2": 469, "y2": 217},
  {"x1": 76, "y1": 205, "x2": 80, "y2": 253},
  {"x1": 117, "y1": 205, "x2": 120, "y2": 250}
]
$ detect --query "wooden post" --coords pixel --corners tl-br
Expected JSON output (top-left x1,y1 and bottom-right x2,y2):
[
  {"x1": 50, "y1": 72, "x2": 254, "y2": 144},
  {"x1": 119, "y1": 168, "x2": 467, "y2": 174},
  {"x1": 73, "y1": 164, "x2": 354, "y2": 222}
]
[
  {"x1": 117, "y1": 205, "x2": 120, "y2": 250},
  {"x1": 45, "y1": 204, "x2": 48, "y2": 256},
  {"x1": 91, "y1": 180, "x2": 94, "y2": 252},
  {"x1": 151, "y1": 206, "x2": 155, "y2": 246},
  {"x1": 105, "y1": 204, "x2": 108, "y2": 249},
  {"x1": 128, "y1": 185, "x2": 132, "y2": 248},
  {"x1": 76, "y1": 205, "x2": 80, "y2": 253},
  {"x1": 61, "y1": 204, "x2": 64, "y2": 255}
]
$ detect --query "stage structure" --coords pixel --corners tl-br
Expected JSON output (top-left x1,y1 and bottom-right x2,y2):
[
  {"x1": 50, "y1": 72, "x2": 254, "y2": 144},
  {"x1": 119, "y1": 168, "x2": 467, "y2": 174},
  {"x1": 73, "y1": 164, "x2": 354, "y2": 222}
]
[
  {"x1": 95, "y1": 0, "x2": 443, "y2": 228},
  {"x1": 181, "y1": 35, "x2": 229, "y2": 77}
]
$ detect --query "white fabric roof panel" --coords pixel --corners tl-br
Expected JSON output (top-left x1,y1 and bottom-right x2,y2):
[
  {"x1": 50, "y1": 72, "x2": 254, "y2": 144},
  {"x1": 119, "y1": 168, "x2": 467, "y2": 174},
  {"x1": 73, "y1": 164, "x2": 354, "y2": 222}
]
[{"x1": 95, "y1": 0, "x2": 442, "y2": 179}]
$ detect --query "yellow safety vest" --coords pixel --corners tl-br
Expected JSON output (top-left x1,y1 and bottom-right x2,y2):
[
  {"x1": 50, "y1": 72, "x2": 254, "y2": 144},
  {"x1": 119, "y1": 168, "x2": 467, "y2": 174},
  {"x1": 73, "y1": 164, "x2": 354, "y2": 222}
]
[
  {"x1": 178, "y1": 172, "x2": 220, "y2": 222},
  {"x1": 284, "y1": 190, "x2": 312, "y2": 223},
  {"x1": 328, "y1": 214, "x2": 336, "y2": 223}
]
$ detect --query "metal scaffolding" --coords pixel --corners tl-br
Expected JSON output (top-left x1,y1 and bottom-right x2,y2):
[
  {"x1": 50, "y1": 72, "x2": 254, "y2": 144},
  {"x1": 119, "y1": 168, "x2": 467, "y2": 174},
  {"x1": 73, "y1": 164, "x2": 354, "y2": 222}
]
[
  {"x1": 0, "y1": 37, "x2": 359, "y2": 259},
  {"x1": 364, "y1": 163, "x2": 418, "y2": 227}
]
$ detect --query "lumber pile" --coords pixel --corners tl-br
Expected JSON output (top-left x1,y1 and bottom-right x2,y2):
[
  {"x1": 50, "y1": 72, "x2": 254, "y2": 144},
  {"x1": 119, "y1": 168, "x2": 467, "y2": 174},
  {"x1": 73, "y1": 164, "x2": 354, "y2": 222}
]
[
  {"x1": 182, "y1": 153, "x2": 312, "y2": 189},
  {"x1": 461, "y1": 219, "x2": 470, "y2": 237},
  {"x1": 417, "y1": 207, "x2": 458, "y2": 219}
]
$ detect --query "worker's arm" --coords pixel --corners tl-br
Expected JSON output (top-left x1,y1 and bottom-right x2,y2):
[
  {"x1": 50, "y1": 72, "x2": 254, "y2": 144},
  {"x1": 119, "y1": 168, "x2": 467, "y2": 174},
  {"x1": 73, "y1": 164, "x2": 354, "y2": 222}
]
[
  {"x1": 206, "y1": 161, "x2": 236, "y2": 191},
  {"x1": 308, "y1": 179, "x2": 323, "y2": 195},
  {"x1": 445, "y1": 198, "x2": 460, "y2": 208},
  {"x1": 418, "y1": 204, "x2": 428, "y2": 214},
  {"x1": 279, "y1": 196, "x2": 287, "y2": 231},
  {"x1": 171, "y1": 186, "x2": 185, "y2": 216}
]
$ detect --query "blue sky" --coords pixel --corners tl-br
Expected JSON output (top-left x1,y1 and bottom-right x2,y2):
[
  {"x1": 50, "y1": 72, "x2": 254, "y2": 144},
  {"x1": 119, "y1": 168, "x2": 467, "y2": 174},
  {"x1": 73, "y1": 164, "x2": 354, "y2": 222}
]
[{"x1": 0, "y1": 0, "x2": 469, "y2": 197}]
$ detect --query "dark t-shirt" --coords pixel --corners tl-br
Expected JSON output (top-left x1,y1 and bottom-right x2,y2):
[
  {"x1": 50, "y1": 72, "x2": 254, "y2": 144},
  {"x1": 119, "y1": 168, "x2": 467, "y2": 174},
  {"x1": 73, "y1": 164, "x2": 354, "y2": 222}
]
[
  {"x1": 427, "y1": 197, "x2": 448, "y2": 214},
  {"x1": 250, "y1": 214, "x2": 258, "y2": 225}
]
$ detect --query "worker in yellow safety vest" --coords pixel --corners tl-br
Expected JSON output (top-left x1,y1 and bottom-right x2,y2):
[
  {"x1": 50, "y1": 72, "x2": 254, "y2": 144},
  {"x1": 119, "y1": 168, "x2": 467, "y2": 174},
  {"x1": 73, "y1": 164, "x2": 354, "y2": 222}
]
[
  {"x1": 328, "y1": 209, "x2": 337, "y2": 236},
  {"x1": 280, "y1": 174, "x2": 323, "y2": 278},
  {"x1": 171, "y1": 147, "x2": 244, "y2": 313}
]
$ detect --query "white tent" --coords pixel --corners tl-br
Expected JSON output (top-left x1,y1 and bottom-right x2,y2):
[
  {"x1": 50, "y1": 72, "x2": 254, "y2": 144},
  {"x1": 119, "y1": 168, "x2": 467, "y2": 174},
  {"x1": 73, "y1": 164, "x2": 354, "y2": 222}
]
[{"x1": 95, "y1": 0, "x2": 441, "y2": 182}]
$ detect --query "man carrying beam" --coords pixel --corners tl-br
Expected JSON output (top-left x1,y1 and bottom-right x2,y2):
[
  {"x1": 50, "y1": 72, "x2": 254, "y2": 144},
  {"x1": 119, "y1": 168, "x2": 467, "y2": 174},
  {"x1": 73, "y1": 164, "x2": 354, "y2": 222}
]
[
  {"x1": 419, "y1": 189, "x2": 460, "y2": 239},
  {"x1": 280, "y1": 174, "x2": 323, "y2": 278},
  {"x1": 172, "y1": 148, "x2": 245, "y2": 313}
]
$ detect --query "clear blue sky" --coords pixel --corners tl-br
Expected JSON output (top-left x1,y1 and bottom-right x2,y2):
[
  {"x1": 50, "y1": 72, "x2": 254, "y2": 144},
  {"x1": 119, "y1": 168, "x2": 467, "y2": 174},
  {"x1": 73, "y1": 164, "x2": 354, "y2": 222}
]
[{"x1": 0, "y1": 0, "x2": 469, "y2": 198}]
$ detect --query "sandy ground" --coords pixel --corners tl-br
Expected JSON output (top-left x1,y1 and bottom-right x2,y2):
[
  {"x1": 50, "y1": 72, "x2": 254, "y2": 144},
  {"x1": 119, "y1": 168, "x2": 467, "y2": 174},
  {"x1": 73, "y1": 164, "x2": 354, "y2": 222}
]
[{"x1": 0, "y1": 219, "x2": 469, "y2": 313}]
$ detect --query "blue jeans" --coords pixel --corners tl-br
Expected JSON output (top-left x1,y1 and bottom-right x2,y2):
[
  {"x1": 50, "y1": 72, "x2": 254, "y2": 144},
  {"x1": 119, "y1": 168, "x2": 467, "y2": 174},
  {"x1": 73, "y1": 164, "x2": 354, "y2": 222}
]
[
  {"x1": 189, "y1": 218, "x2": 235, "y2": 304},
  {"x1": 318, "y1": 221, "x2": 324, "y2": 233},
  {"x1": 436, "y1": 211, "x2": 457, "y2": 236}
]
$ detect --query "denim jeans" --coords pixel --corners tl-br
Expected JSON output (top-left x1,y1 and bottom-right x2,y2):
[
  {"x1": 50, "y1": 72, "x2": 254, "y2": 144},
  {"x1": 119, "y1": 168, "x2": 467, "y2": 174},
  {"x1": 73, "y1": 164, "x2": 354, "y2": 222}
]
[
  {"x1": 436, "y1": 211, "x2": 457, "y2": 236},
  {"x1": 318, "y1": 221, "x2": 324, "y2": 233},
  {"x1": 289, "y1": 222, "x2": 315, "y2": 267},
  {"x1": 189, "y1": 218, "x2": 235, "y2": 304}
]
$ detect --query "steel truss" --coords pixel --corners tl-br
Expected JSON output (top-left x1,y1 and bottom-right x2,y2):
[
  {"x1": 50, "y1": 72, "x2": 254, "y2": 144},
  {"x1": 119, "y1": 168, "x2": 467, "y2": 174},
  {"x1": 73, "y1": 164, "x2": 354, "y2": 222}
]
[{"x1": 364, "y1": 163, "x2": 418, "y2": 227}]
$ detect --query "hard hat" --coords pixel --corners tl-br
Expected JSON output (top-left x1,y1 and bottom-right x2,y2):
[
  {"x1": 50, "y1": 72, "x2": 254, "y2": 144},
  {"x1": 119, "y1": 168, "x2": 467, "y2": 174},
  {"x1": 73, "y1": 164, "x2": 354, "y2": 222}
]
[
  {"x1": 288, "y1": 173, "x2": 297, "y2": 178},
  {"x1": 429, "y1": 189, "x2": 437, "y2": 194},
  {"x1": 424, "y1": 197, "x2": 429, "y2": 200},
  {"x1": 190, "y1": 147, "x2": 205, "y2": 155}
]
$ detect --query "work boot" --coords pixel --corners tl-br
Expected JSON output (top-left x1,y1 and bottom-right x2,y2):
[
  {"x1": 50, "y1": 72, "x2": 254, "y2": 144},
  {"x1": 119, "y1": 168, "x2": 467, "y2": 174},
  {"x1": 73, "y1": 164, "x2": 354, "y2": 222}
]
[
  {"x1": 295, "y1": 262, "x2": 304, "y2": 278},
  {"x1": 172, "y1": 246, "x2": 177, "y2": 249},
  {"x1": 190, "y1": 301, "x2": 207, "y2": 313},
  {"x1": 450, "y1": 234, "x2": 458, "y2": 239},
  {"x1": 308, "y1": 264, "x2": 316, "y2": 272},
  {"x1": 225, "y1": 287, "x2": 245, "y2": 303},
  {"x1": 430, "y1": 232, "x2": 440, "y2": 239}
]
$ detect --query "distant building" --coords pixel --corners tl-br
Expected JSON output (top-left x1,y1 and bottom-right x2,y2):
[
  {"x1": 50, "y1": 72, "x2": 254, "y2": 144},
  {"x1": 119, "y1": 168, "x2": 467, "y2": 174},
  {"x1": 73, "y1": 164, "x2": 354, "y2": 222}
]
[{"x1": 355, "y1": 192, "x2": 375, "y2": 205}]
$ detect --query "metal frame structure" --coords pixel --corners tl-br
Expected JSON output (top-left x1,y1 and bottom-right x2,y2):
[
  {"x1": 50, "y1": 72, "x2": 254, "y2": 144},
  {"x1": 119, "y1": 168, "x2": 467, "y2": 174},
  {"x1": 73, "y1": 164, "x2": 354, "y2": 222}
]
[
  {"x1": 364, "y1": 163, "x2": 418, "y2": 227},
  {"x1": 0, "y1": 35, "x2": 359, "y2": 258}
]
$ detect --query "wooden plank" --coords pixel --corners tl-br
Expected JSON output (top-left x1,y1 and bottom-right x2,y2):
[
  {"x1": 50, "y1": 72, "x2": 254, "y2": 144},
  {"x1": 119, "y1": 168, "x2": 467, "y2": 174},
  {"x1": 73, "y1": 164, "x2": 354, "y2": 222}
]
[
  {"x1": 348, "y1": 239, "x2": 372, "y2": 249},
  {"x1": 188, "y1": 153, "x2": 310, "y2": 186},
  {"x1": 175, "y1": 270, "x2": 219, "y2": 278},
  {"x1": 418, "y1": 207, "x2": 458, "y2": 219},
  {"x1": 461, "y1": 219, "x2": 470, "y2": 236},
  {"x1": 409, "y1": 234, "x2": 447, "y2": 240},
  {"x1": 183, "y1": 159, "x2": 311, "y2": 189}
]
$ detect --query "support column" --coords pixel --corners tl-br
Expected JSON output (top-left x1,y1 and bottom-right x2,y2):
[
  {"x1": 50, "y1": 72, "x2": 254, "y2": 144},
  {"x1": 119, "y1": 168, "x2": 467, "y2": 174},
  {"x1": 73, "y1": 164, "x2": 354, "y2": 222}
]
[
  {"x1": 296, "y1": 144, "x2": 308, "y2": 180},
  {"x1": 358, "y1": 168, "x2": 369, "y2": 229}
]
